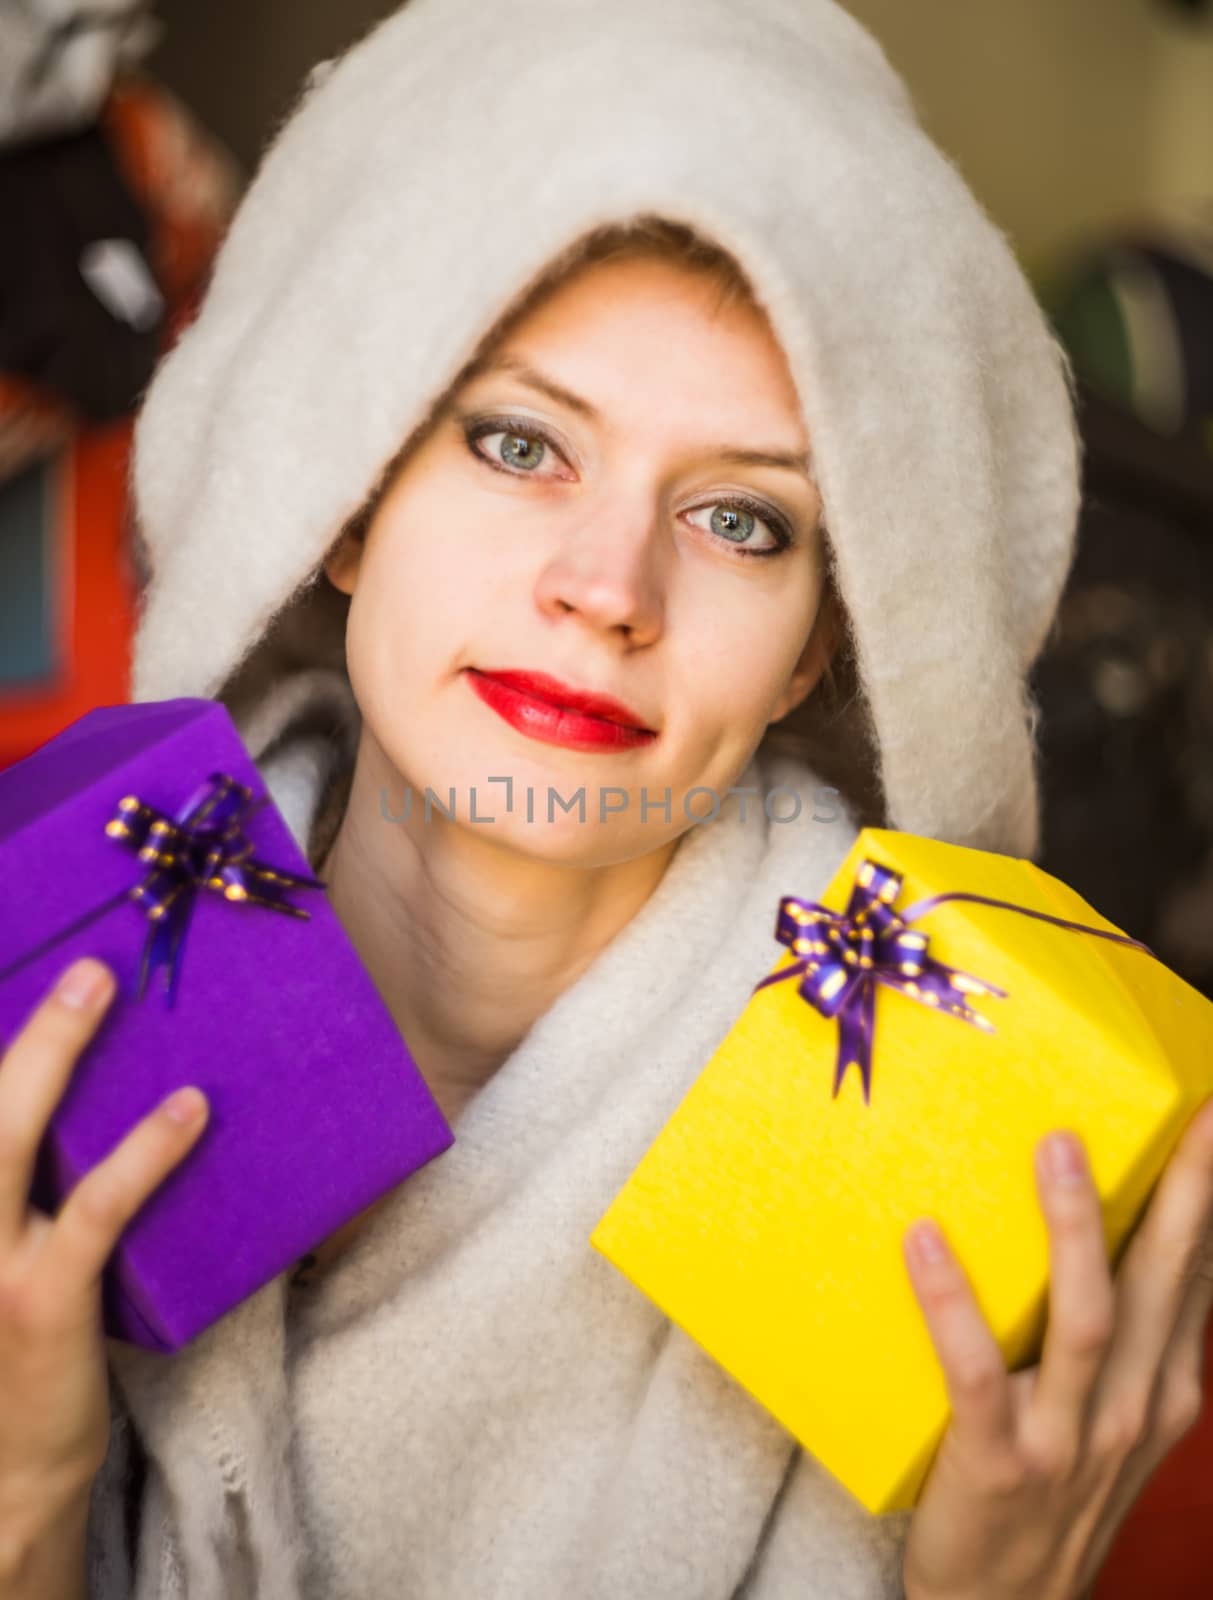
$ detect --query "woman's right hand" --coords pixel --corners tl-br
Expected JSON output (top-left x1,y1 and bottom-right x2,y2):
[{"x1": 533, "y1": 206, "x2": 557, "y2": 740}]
[{"x1": 0, "y1": 957, "x2": 209, "y2": 1545}]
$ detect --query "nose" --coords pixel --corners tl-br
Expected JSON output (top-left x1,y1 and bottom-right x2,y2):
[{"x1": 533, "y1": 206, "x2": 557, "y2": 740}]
[{"x1": 534, "y1": 505, "x2": 666, "y2": 644}]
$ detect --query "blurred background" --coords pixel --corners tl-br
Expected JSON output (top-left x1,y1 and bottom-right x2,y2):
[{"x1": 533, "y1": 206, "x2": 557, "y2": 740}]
[
  {"x1": 1, "y1": 2, "x2": 1211, "y2": 1593},
  {"x1": 3, "y1": 0, "x2": 1212, "y2": 982}
]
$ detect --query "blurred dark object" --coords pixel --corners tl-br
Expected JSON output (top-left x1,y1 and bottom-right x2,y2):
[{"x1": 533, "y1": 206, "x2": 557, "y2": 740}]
[
  {"x1": 0, "y1": 0, "x2": 160, "y2": 148},
  {"x1": 0, "y1": 121, "x2": 164, "y2": 422},
  {"x1": 0, "y1": 74, "x2": 239, "y2": 770},
  {"x1": 1032, "y1": 379, "x2": 1213, "y2": 1001},
  {"x1": 1049, "y1": 211, "x2": 1213, "y2": 445},
  {"x1": 0, "y1": 76, "x2": 240, "y2": 491}
]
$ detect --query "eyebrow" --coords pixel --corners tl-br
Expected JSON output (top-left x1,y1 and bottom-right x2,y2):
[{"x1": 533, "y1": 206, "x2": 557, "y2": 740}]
[{"x1": 457, "y1": 353, "x2": 815, "y2": 479}]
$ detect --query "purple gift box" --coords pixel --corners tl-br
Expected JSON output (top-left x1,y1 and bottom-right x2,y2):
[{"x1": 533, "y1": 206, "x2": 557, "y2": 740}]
[{"x1": 0, "y1": 697, "x2": 453, "y2": 1352}]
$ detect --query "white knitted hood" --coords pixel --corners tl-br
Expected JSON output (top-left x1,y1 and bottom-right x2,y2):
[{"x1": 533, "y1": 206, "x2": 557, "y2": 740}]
[{"x1": 127, "y1": 0, "x2": 1081, "y2": 857}]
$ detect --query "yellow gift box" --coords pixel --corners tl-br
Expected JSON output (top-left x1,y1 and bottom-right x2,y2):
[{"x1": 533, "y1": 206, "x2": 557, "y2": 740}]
[{"x1": 589, "y1": 827, "x2": 1213, "y2": 1515}]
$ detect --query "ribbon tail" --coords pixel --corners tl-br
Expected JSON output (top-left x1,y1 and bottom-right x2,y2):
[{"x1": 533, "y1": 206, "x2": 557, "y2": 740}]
[
  {"x1": 832, "y1": 982, "x2": 876, "y2": 1103},
  {"x1": 858, "y1": 979, "x2": 876, "y2": 1104},
  {"x1": 165, "y1": 895, "x2": 191, "y2": 1010},
  {"x1": 137, "y1": 893, "x2": 193, "y2": 1006},
  {"x1": 753, "y1": 957, "x2": 810, "y2": 995},
  {"x1": 0, "y1": 885, "x2": 136, "y2": 989},
  {"x1": 135, "y1": 918, "x2": 158, "y2": 1003},
  {"x1": 900, "y1": 890, "x2": 1156, "y2": 960}
]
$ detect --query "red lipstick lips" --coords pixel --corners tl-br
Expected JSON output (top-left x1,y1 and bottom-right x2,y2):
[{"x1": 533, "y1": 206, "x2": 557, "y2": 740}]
[{"x1": 465, "y1": 669, "x2": 657, "y2": 752}]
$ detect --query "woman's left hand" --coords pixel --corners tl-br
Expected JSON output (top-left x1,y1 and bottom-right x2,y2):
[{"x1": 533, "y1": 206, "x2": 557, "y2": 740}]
[{"x1": 900, "y1": 1091, "x2": 1213, "y2": 1600}]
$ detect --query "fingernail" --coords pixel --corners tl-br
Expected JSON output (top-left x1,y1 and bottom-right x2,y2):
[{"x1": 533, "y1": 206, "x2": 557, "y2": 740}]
[
  {"x1": 910, "y1": 1221, "x2": 947, "y2": 1267},
  {"x1": 55, "y1": 958, "x2": 111, "y2": 1010},
  {"x1": 1045, "y1": 1131, "x2": 1086, "y2": 1186},
  {"x1": 163, "y1": 1087, "x2": 207, "y2": 1125}
]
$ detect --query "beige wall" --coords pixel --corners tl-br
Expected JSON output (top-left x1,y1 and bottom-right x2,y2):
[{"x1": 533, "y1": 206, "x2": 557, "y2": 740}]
[
  {"x1": 843, "y1": 0, "x2": 1213, "y2": 273},
  {"x1": 1151, "y1": 19, "x2": 1213, "y2": 213},
  {"x1": 153, "y1": 1, "x2": 1213, "y2": 278}
]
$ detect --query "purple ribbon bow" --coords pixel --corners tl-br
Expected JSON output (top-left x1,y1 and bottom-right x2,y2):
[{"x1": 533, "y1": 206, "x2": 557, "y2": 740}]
[
  {"x1": 0, "y1": 772, "x2": 324, "y2": 1008},
  {"x1": 752, "y1": 858, "x2": 1155, "y2": 1105},
  {"x1": 104, "y1": 773, "x2": 324, "y2": 1005}
]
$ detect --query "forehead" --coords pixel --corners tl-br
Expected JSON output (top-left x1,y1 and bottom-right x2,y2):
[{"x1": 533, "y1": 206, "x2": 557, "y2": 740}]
[
  {"x1": 453, "y1": 255, "x2": 808, "y2": 447},
  {"x1": 495, "y1": 250, "x2": 772, "y2": 351}
]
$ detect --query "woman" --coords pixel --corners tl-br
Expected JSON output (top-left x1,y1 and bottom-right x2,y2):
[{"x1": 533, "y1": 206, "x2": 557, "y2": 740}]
[{"x1": 3, "y1": 1, "x2": 1212, "y2": 1597}]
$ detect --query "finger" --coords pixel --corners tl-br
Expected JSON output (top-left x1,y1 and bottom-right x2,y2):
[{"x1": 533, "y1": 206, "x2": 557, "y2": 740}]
[
  {"x1": 0, "y1": 959, "x2": 116, "y2": 1244},
  {"x1": 1084, "y1": 1266, "x2": 1213, "y2": 1583},
  {"x1": 43, "y1": 1085, "x2": 209, "y2": 1293},
  {"x1": 1158, "y1": 1233, "x2": 1213, "y2": 1414},
  {"x1": 1132, "y1": 1190, "x2": 1213, "y2": 1445},
  {"x1": 1090, "y1": 1095, "x2": 1213, "y2": 1433},
  {"x1": 904, "y1": 1216, "x2": 1017, "y2": 1458},
  {"x1": 1024, "y1": 1130, "x2": 1116, "y2": 1471}
]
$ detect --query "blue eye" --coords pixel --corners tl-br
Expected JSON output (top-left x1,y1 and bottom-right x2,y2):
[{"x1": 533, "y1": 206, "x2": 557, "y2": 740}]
[
  {"x1": 686, "y1": 499, "x2": 792, "y2": 558},
  {"x1": 463, "y1": 417, "x2": 569, "y2": 477},
  {"x1": 491, "y1": 431, "x2": 546, "y2": 471}
]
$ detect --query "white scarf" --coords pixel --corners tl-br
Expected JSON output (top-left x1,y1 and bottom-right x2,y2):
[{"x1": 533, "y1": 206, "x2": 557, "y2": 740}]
[{"x1": 87, "y1": 736, "x2": 913, "y2": 1599}]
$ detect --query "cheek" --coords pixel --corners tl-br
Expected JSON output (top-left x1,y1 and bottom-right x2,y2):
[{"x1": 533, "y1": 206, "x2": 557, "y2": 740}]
[
  {"x1": 343, "y1": 534, "x2": 460, "y2": 713},
  {"x1": 672, "y1": 583, "x2": 818, "y2": 732}
]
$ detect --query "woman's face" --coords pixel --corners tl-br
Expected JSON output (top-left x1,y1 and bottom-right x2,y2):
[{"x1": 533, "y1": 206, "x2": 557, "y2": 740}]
[{"x1": 325, "y1": 252, "x2": 831, "y2": 866}]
